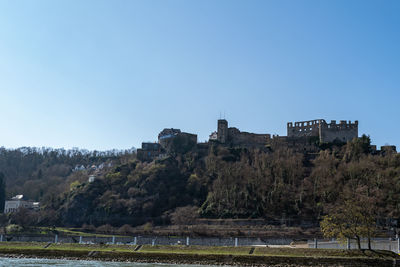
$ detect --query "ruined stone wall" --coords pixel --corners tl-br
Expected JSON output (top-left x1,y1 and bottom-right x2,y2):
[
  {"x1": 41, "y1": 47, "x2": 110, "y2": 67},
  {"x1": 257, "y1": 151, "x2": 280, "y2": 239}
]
[
  {"x1": 137, "y1": 149, "x2": 162, "y2": 161},
  {"x1": 287, "y1": 119, "x2": 358, "y2": 143},
  {"x1": 137, "y1": 142, "x2": 163, "y2": 161},
  {"x1": 227, "y1": 128, "x2": 270, "y2": 148},
  {"x1": 270, "y1": 136, "x2": 319, "y2": 153},
  {"x1": 287, "y1": 120, "x2": 321, "y2": 138},
  {"x1": 319, "y1": 120, "x2": 358, "y2": 143},
  {"x1": 159, "y1": 132, "x2": 198, "y2": 154},
  {"x1": 380, "y1": 145, "x2": 397, "y2": 155},
  {"x1": 180, "y1": 132, "x2": 198, "y2": 144}
]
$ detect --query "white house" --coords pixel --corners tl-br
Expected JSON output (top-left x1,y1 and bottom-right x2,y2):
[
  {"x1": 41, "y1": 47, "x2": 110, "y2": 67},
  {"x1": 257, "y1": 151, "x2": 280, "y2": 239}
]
[
  {"x1": 4, "y1": 195, "x2": 39, "y2": 213},
  {"x1": 88, "y1": 175, "x2": 96, "y2": 183}
]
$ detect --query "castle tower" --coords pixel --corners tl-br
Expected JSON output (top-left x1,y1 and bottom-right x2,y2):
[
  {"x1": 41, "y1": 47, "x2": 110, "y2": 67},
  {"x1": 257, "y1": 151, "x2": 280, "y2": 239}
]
[{"x1": 217, "y1": 119, "x2": 228, "y2": 143}]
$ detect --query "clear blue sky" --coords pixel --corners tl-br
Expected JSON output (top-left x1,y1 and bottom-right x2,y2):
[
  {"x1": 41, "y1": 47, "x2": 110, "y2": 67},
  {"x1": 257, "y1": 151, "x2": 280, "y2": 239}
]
[{"x1": 0, "y1": 1, "x2": 399, "y2": 150}]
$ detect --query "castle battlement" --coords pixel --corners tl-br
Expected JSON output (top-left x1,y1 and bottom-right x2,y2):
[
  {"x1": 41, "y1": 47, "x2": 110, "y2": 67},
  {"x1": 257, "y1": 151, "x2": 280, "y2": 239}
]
[
  {"x1": 287, "y1": 119, "x2": 358, "y2": 143},
  {"x1": 324, "y1": 120, "x2": 358, "y2": 129},
  {"x1": 287, "y1": 119, "x2": 322, "y2": 137}
]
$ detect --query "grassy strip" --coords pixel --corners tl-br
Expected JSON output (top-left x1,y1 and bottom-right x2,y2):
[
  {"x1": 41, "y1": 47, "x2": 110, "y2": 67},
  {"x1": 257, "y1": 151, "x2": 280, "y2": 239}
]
[
  {"x1": 40, "y1": 227, "x2": 121, "y2": 238},
  {"x1": 0, "y1": 242, "x2": 399, "y2": 258},
  {"x1": 0, "y1": 242, "x2": 398, "y2": 266},
  {"x1": 6, "y1": 227, "x2": 119, "y2": 238}
]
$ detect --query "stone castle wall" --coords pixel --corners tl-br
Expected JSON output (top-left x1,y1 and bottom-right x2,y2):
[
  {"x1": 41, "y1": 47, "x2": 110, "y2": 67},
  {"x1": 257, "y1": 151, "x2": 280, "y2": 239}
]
[
  {"x1": 215, "y1": 119, "x2": 270, "y2": 148},
  {"x1": 270, "y1": 136, "x2": 319, "y2": 153},
  {"x1": 287, "y1": 119, "x2": 358, "y2": 143},
  {"x1": 287, "y1": 120, "x2": 321, "y2": 138},
  {"x1": 227, "y1": 128, "x2": 270, "y2": 148},
  {"x1": 319, "y1": 120, "x2": 358, "y2": 143}
]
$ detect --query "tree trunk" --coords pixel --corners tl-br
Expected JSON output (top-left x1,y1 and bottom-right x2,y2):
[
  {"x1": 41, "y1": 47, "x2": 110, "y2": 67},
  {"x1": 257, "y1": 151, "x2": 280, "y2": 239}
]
[{"x1": 356, "y1": 236, "x2": 361, "y2": 249}]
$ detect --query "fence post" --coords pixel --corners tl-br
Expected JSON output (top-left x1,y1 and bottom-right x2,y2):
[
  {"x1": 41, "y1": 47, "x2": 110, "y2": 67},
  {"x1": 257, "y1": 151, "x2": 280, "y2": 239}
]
[
  {"x1": 134, "y1": 236, "x2": 137, "y2": 245},
  {"x1": 55, "y1": 234, "x2": 58, "y2": 243},
  {"x1": 347, "y1": 238, "x2": 350, "y2": 250},
  {"x1": 186, "y1": 236, "x2": 189, "y2": 246},
  {"x1": 235, "y1": 237, "x2": 238, "y2": 247},
  {"x1": 79, "y1": 236, "x2": 82, "y2": 244}
]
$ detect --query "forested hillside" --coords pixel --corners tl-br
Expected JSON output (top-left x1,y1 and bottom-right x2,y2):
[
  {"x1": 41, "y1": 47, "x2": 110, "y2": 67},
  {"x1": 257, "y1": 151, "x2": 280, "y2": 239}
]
[
  {"x1": 0, "y1": 147, "x2": 135, "y2": 201},
  {"x1": 39, "y1": 136, "x2": 400, "y2": 230},
  {"x1": 2, "y1": 137, "x2": 400, "y2": 232}
]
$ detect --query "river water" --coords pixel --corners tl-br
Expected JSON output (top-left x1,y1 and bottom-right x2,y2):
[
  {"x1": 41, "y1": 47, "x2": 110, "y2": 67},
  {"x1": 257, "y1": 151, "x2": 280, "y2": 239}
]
[{"x1": 0, "y1": 258, "x2": 224, "y2": 267}]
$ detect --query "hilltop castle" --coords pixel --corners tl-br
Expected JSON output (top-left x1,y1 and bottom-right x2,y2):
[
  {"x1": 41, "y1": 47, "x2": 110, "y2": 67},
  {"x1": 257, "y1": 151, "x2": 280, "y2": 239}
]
[
  {"x1": 137, "y1": 118, "x2": 395, "y2": 161},
  {"x1": 209, "y1": 118, "x2": 358, "y2": 148}
]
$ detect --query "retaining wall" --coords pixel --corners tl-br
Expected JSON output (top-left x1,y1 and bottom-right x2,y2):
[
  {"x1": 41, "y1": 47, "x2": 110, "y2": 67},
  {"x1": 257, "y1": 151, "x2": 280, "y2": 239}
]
[{"x1": 0, "y1": 234, "x2": 292, "y2": 247}]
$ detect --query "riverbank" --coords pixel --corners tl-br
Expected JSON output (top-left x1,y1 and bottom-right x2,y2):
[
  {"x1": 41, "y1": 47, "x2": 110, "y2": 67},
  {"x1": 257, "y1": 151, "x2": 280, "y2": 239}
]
[{"x1": 0, "y1": 242, "x2": 399, "y2": 266}]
